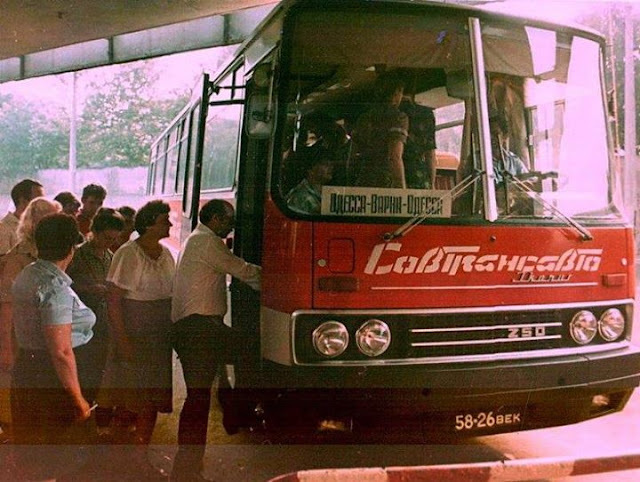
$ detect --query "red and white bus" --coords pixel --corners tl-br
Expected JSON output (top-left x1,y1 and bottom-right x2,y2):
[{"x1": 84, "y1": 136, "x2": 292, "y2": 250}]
[{"x1": 148, "y1": 0, "x2": 640, "y2": 436}]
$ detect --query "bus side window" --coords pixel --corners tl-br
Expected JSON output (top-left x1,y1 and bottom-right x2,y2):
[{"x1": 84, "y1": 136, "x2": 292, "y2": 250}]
[
  {"x1": 165, "y1": 127, "x2": 180, "y2": 194},
  {"x1": 153, "y1": 141, "x2": 167, "y2": 194},
  {"x1": 201, "y1": 102, "x2": 243, "y2": 191}
]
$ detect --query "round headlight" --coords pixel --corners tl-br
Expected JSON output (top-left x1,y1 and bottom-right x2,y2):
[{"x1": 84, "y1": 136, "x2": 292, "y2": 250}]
[
  {"x1": 356, "y1": 319, "x2": 391, "y2": 357},
  {"x1": 598, "y1": 308, "x2": 625, "y2": 342},
  {"x1": 312, "y1": 321, "x2": 349, "y2": 358},
  {"x1": 570, "y1": 310, "x2": 597, "y2": 345}
]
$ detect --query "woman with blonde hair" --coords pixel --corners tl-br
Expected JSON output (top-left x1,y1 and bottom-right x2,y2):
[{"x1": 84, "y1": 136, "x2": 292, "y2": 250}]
[
  {"x1": 0, "y1": 197, "x2": 62, "y2": 442},
  {"x1": 0, "y1": 198, "x2": 62, "y2": 372}
]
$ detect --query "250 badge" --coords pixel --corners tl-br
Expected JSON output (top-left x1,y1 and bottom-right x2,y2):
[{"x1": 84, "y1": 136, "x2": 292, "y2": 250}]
[{"x1": 454, "y1": 411, "x2": 521, "y2": 431}]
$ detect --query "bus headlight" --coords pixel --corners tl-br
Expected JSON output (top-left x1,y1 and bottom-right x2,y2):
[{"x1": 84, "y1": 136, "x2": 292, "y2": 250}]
[
  {"x1": 570, "y1": 310, "x2": 597, "y2": 345},
  {"x1": 598, "y1": 308, "x2": 625, "y2": 342},
  {"x1": 312, "y1": 321, "x2": 349, "y2": 358},
  {"x1": 356, "y1": 319, "x2": 391, "y2": 357}
]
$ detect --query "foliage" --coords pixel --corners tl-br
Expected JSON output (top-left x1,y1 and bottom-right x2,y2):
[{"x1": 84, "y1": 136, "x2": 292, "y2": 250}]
[
  {"x1": 0, "y1": 62, "x2": 190, "y2": 188},
  {"x1": 0, "y1": 93, "x2": 68, "y2": 189},
  {"x1": 78, "y1": 65, "x2": 189, "y2": 167}
]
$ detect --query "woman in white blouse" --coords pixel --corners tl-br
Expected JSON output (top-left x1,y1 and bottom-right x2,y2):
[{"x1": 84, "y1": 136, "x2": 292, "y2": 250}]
[{"x1": 106, "y1": 200, "x2": 174, "y2": 478}]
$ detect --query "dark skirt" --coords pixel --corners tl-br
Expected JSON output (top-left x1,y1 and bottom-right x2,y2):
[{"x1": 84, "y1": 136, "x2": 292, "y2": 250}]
[
  {"x1": 10, "y1": 343, "x2": 95, "y2": 480},
  {"x1": 101, "y1": 298, "x2": 173, "y2": 413}
]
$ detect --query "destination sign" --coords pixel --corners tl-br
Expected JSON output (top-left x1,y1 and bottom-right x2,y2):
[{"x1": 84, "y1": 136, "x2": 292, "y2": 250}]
[{"x1": 320, "y1": 186, "x2": 452, "y2": 218}]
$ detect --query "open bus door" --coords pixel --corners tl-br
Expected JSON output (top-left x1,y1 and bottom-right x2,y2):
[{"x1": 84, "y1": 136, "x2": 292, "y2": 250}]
[
  {"x1": 216, "y1": 59, "x2": 274, "y2": 433},
  {"x1": 179, "y1": 73, "x2": 211, "y2": 244}
]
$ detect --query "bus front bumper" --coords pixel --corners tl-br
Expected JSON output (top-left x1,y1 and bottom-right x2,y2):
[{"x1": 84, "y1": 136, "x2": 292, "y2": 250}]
[{"x1": 238, "y1": 345, "x2": 640, "y2": 434}]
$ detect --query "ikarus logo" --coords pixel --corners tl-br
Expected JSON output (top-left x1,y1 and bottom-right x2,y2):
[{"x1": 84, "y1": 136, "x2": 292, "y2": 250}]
[{"x1": 364, "y1": 243, "x2": 603, "y2": 277}]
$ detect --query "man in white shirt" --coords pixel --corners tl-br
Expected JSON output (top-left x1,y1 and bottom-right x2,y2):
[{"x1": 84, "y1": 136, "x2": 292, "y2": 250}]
[
  {"x1": 0, "y1": 179, "x2": 44, "y2": 256},
  {"x1": 170, "y1": 199, "x2": 260, "y2": 482}
]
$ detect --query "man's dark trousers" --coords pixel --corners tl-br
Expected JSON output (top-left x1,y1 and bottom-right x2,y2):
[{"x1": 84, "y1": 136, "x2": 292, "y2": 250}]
[{"x1": 170, "y1": 314, "x2": 226, "y2": 473}]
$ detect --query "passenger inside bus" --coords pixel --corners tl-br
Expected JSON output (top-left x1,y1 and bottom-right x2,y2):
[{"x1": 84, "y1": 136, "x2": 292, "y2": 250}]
[
  {"x1": 281, "y1": 114, "x2": 350, "y2": 195},
  {"x1": 488, "y1": 75, "x2": 529, "y2": 167},
  {"x1": 400, "y1": 95, "x2": 437, "y2": 189},
  {"x1": 286, "y1": 147, "x2": 334, "y2": 214},
  {"x1": 490, "y1": 111, "x2": 533, "y2": 215},
  {"x1": 351, "y1": 72, "x2": 409, "y2": 188},
  {"x1": 490, "y1": 112, "x2": 529, "y2": 184},
  {"x1": 302, "y1": 113, "x2": 351, "y2": 187}
]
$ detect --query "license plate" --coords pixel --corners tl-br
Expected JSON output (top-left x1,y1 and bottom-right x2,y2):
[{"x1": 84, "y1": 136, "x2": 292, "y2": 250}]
[{"x1": 454, "y1": 410, "x2": 522, "y2": 432}]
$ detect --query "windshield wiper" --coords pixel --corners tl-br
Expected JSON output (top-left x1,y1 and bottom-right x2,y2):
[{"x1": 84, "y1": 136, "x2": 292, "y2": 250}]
[
  {"x1": 508, "y1": 174, "x2": 593, "y2": 241},
  {"x1": 383, "y1": 171, "x2": 482, "y2": 241},
  {"x1": 382, "y1": 170, "x2": 593, "y2": 242}
]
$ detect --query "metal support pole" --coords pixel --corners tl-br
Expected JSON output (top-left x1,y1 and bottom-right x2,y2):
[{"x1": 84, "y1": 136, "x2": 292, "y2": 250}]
[{"x1": 69, "y1": 71, "x2": 77, "y2": 193}]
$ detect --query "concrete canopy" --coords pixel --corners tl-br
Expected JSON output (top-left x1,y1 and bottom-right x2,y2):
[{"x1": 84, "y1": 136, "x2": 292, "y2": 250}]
[
  {"x1": 0, "y1": 0, "x2": 278, "y2": 82},
  {"x1": 0, "y1": 0, "x2": 275, "y2": 60}
]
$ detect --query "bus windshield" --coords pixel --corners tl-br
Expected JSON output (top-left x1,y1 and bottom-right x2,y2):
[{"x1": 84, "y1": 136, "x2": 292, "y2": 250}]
[
  {"x1": 481, "y1": 21, "x2": 618, "y2": 220},
  {"x1": 275, "y1": 8, "x2": 620, "y2": 222}
]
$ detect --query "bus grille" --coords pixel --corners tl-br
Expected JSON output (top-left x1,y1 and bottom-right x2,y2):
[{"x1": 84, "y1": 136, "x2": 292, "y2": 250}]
[
  {"x1": 406, "y1": 311, "x2": 564, "y2": 358},
  {"x1": 293, "y1": 303, "x2": 630, "y2": 364}
]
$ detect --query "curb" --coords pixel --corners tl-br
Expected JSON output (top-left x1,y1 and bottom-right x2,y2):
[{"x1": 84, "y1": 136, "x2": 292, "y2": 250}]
[{"x1": 268, "y1": 452, "x2": 640, "y2": 481}]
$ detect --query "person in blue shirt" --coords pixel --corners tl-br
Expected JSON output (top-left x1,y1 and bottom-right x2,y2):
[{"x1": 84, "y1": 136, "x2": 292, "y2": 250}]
[
  {"x1": 286, "y1": 147, "x2": 334, "y2": 214},
  {"x1": 490, "y1": 112, "x2": 529, "y2": 184},
  {"x1": 10, "y1": 213, "x2": 96, "y2": 480}
]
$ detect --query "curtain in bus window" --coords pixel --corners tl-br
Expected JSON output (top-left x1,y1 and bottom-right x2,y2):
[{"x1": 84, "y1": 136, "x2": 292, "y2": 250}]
[
  {"x1": 557, "y1": 36, "x2": 610, "y2": 215},
  {"x1": 200, "y1": 103, "x2": 242, "y2": 191},
  {"x1": 291, "y1": 12, "x2": 469, "y2": 73}
]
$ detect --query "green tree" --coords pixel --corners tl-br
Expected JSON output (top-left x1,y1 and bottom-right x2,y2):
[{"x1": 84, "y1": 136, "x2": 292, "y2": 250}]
[
  {"x1": 78, "y1": 64, "x2": 188, "y2": 167},
  {"x1": 0, "y1": 93, "x2": 68, "y2": 190}
]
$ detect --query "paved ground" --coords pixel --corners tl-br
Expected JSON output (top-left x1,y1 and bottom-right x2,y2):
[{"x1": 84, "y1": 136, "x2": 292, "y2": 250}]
[{"x1": 0, "y1": 354, "x2": 232, "y2": 481}]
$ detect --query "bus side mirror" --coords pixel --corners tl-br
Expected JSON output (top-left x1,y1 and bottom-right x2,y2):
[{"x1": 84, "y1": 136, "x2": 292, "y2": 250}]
[{"x1": 246, "y1": 94, "x2": 274, "y2": 138}]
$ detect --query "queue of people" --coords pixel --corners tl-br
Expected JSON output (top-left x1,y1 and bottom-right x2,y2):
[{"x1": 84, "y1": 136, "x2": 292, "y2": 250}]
[{"x1": 0, "y1": 179, "x2": 260, "y2": 481}]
